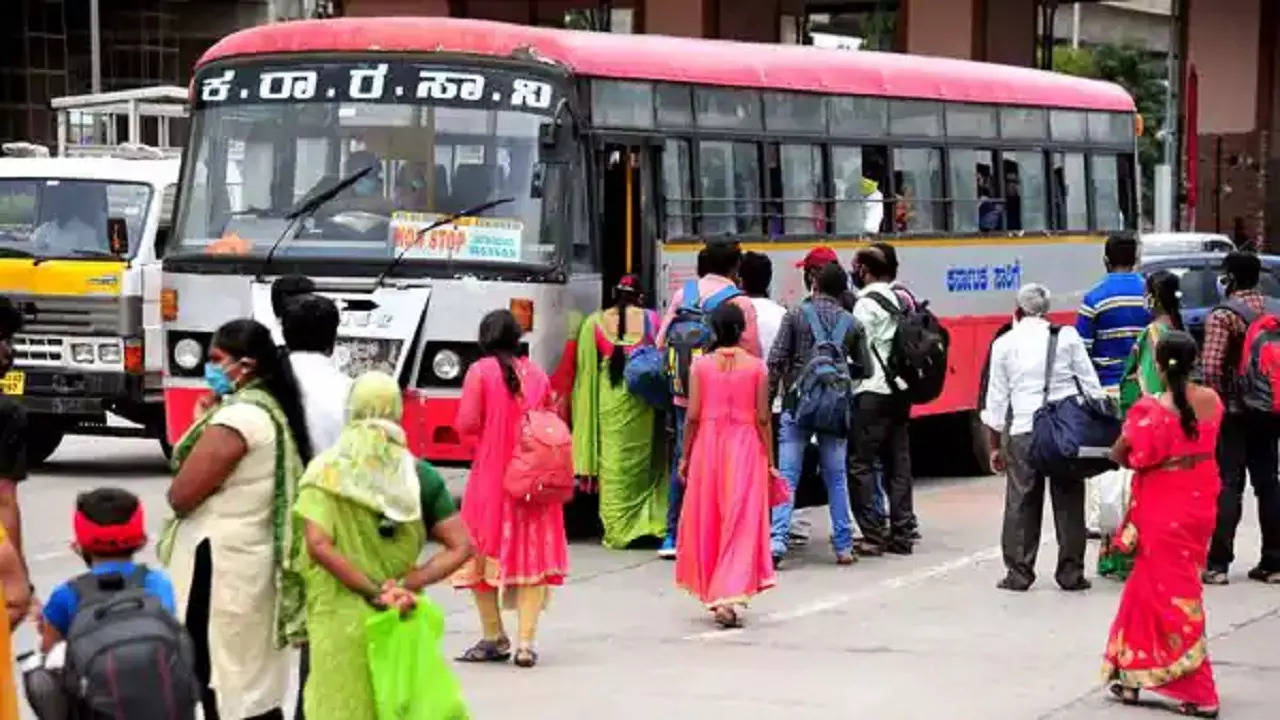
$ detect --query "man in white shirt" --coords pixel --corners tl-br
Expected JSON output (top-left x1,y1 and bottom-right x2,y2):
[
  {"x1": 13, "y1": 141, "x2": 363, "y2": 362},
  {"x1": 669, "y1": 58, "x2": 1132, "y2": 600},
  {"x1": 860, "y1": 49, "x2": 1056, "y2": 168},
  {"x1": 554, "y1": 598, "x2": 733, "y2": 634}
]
[
  {"x1": 982, "y1": 283, "x2": 1102, "y2": 593},
  {"x1": 847, "y1": 246, "x2": 914, "y2": 556},
  {"x1": 280, "y1": 294, "x2": 352, "y2": 455}
]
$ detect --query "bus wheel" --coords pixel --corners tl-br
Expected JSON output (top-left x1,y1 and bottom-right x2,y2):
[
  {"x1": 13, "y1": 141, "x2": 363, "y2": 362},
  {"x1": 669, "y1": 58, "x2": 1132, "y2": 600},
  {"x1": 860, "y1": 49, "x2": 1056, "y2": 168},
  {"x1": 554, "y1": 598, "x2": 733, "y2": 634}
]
[
  {"x1": 968, "y1": 411, "x2": 994, "y2": 476},
  {"x1": 26, "y1": 420, "x2": 66, "y2": 467}
]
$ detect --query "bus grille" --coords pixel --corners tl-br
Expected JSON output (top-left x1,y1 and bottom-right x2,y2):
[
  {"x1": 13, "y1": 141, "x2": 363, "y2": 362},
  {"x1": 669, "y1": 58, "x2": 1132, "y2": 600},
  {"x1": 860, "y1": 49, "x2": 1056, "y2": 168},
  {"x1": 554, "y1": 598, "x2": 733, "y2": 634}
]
[
  {"x1": 12, "y1": 295, "x2": 120, "y2": 336},
  {"x1": 14, "y1": 336, "x2": 64, "y2": 365}
]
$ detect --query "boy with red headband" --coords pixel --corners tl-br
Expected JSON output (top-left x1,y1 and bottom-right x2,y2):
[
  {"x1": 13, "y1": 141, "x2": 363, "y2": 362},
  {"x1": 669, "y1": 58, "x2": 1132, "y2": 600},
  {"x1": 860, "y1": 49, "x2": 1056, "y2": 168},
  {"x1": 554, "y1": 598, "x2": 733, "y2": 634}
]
[{"x1": 38, "y1": 487, "x2": 175, "y2": 649}]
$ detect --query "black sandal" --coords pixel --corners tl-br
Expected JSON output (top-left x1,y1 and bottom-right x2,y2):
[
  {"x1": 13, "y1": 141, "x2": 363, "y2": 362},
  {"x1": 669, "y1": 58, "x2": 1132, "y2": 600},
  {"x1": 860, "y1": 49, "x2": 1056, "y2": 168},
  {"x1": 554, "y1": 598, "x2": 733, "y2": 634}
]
[
  {"x1": 1108, "y1": 684, "x2": 1139, "y2": 705},
  {"x1": 513, "y1": 648, "x2": 538, "y2": 668},
  {"x1": 456, "y1": 637, "x2": 511, "y2": 663},
  {"x1": 713, "y1": 606, "x2": 742, "y2": 629},
  {"x1": 1176, "y1": 703, "x2": 1219, "y2": 718}
]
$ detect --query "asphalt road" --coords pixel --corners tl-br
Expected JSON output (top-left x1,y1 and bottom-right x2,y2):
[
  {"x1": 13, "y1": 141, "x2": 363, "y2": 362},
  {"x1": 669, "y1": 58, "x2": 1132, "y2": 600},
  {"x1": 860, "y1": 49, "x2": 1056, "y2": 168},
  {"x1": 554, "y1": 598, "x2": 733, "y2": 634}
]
[{"x1": 9, "y1": 435, "x2": 1280, "y2": 719}]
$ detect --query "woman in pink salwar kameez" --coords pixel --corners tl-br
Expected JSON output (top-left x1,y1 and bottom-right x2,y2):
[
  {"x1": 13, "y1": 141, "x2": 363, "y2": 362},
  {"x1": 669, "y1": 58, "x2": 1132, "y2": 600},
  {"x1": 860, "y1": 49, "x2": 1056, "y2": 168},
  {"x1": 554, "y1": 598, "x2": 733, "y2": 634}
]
[
  {"x1": 452, "y1": 310, "x2": 569, "y2": 669},
  {"x1": 676, "y1": 302, "x2": 776, "y2": 628}
]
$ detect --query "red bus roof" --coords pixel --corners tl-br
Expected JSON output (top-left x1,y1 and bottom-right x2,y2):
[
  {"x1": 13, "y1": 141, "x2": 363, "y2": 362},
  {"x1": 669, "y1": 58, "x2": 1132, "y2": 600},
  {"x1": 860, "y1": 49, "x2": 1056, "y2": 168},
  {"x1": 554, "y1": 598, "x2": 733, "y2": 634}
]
[{"x1": 198, "y1": 17, "x2": 1135, "y2": 113}]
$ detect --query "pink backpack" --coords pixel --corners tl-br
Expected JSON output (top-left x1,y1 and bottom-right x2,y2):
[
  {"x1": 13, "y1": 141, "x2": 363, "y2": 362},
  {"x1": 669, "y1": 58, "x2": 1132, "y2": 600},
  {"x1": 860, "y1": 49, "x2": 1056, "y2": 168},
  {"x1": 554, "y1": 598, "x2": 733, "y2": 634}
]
[{"x1": 503, "y1": 405, "x2": 574, "y2": 504}]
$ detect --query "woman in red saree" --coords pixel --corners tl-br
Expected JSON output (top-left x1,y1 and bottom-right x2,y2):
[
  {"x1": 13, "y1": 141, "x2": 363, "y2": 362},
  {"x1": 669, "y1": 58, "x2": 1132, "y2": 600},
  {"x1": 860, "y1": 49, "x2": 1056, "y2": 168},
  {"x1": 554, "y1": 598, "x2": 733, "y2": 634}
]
[{"x1": 1103, "y1": 330, "x2": 1221, "y2": 718}]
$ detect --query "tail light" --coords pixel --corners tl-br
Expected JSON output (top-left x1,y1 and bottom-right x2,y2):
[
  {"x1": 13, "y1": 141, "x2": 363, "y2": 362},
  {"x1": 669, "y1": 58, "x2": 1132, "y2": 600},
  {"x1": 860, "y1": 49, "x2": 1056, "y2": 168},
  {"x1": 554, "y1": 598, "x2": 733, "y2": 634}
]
[
  {"x1": 161, "y1": 288, "x2": 178, "y2": 321},
  {"x1": 124, "y1": 338, "x2": 144, "y2": 374},
  {"x1": 510, "y1": 298, "x2": 534, "y2": 332}
]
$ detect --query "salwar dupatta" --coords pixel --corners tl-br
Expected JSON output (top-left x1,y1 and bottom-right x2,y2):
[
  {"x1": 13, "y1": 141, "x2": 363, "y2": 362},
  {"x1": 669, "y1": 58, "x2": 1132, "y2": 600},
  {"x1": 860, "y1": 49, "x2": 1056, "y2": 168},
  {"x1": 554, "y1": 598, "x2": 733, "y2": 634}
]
[
  {"x1": 1101, "y1": 397, "x2": 1221, "y2": 709},
  {"x1": 571, "y1": 309, "x2": 667, "y2": 549}
]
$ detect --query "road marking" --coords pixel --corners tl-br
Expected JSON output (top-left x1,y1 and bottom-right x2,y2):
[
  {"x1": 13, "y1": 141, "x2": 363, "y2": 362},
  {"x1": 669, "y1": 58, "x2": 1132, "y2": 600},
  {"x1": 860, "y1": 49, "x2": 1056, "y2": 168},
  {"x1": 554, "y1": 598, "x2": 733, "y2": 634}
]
[{"x1": 683, "y1": 545, "x2": 1002, "y2": 642}]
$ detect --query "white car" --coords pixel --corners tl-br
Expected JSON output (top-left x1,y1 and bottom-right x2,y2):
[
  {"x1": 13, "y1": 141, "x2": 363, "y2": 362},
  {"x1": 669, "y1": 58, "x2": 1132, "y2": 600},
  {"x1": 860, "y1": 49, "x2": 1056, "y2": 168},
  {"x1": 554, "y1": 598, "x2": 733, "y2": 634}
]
[{"x1": 1140, "y1": 232, "x2": 1235, "y2": 257}]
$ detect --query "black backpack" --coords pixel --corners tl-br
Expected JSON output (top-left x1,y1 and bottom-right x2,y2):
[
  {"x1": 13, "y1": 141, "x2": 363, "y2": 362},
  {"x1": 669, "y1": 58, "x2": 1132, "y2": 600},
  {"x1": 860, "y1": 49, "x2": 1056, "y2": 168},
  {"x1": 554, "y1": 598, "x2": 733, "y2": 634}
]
[
  {"x1": 63, "y1": 566, "x2": 198, "y2": 720},
  {"x1": 865, "y1": 290, "x2": 950, "y2": 404}
]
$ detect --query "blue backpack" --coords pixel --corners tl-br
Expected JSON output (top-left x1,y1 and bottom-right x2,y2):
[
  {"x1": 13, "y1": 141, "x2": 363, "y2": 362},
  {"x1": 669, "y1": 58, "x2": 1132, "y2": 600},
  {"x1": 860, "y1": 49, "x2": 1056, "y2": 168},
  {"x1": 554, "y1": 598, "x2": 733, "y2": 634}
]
[
  {"x1": 790, "y1": 303, "x2": 856, "y2": 436},
  {"x1": 624, "y1": 313, "x2": 671, "y2": 408},
  {"x1": 663, "y1": 280, "x2": 742, "y2": 398}
]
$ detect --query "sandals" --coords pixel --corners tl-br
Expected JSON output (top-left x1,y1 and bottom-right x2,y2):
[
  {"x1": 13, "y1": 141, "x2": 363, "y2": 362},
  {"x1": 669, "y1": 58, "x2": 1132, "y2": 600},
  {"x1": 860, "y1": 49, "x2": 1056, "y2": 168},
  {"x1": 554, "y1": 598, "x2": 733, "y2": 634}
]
[
  {"x1": 513, "y1": 648, "x2": 538, "y2": 668},
  {"x1": 1108, "y1": 684, "x2": 1139, "y2": 705},
  {"x1": 456, "y1": 637, "x2": 511, "y2": 663},
  {"x1": 712, "y1": 606, "x2": 742, "y2": 629},
  {"x1": 1176, "y1": 703, "x2": 1219, "y2": 718}
]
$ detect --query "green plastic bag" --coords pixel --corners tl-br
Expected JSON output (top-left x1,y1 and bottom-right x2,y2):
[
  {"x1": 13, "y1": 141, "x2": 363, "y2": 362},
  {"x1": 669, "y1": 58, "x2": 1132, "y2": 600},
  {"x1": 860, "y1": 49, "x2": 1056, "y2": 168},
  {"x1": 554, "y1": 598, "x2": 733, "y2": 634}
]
[{"x1": 366, "y1": 595, "x2": 470, "y2": 720}]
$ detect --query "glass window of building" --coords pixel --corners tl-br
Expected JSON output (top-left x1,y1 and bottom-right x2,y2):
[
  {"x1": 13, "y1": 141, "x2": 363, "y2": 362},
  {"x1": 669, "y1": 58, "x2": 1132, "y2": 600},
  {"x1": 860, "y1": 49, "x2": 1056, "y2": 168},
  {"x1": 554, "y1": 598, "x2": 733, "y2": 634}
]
[
  {"x1": 892, "y1": 147, "x2": 944, "y2": 232},
  {"x1": 699, "y1": 140, "x2": 762, "y2": 235}
]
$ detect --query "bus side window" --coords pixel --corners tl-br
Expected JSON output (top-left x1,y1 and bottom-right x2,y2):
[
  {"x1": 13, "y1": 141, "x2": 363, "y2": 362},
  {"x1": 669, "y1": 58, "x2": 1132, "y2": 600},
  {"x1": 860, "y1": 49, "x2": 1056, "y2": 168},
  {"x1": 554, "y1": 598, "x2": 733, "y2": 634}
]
[
  {"x1": 1091, "y1": 153, "x2": 1127, "y2": 232},
  {"x1": 661, "y1": 138, "x2": 693, "y2": 240},
  {"x1": 891, "y1": 147, "x2": 944, "y2": 233},
  {"x1": 1051, "y1": 152, "x2": 1088, "y2": 230},
  {"x1": 777, "y1": 143, "x2": 825, "y2": 236},
  {"x1": 947, "y1": 148, "x2": 998, "y2": 233},
  {"x1": 1003, "y1": 151, "x2": 1048, "y2": 232},
  {"x1": 698, "y1": 140, "x2": 761, "y2": 236},
  {"x1": 832, "y1": 145, "x2": 888, "y2": 235}
]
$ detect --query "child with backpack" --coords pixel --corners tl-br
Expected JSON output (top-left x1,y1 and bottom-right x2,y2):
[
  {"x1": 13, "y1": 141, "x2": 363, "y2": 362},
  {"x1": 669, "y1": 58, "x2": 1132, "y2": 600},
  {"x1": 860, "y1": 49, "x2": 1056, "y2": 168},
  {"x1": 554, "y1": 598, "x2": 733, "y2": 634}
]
[
  {"x1": 28, "y1": 487, "x2": 195, "y2": 720},
  {"x1": 766, "y1": 256, "x2": 869, "y2": 568}
]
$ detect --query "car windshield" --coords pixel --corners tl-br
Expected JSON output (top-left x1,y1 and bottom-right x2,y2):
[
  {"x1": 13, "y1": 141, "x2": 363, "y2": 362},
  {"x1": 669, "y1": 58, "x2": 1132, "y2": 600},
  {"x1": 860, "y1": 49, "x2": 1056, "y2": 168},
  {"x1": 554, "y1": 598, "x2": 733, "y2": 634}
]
[
  {"x1": 1150, "y1": 263, "x2": 1280, "y2": 307},
  {"x1": 0, "y1": 179, "x2": 151, "y2": 259},
  {"x1": 173, "y1": 60, "x2": 568, "y2": 269}
]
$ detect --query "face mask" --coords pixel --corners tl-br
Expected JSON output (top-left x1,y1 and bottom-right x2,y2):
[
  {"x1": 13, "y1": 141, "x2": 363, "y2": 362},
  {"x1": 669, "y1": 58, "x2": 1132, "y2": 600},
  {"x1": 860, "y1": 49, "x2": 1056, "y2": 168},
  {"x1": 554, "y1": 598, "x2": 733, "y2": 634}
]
[
  {"x1": 204, "y1": 361, "x2": 236, "y2": 396},
  {"x1": 354, "y1": 176, "x2": 380, "y2": 197}
]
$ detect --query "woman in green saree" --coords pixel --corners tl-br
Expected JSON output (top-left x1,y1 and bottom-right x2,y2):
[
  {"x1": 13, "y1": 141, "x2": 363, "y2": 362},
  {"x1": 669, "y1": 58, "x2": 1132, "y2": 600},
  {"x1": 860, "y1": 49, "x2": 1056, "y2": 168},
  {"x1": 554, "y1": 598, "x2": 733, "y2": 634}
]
[
  {"x1": 294, "y1": 371, "x2": 473, "y2": 720},
  {"x1": 572, "y1": 275, "x2": 668, "y2": 549},
  {"x1": 1103, "y1": 270, "x2": 1184, "y2": 580}
]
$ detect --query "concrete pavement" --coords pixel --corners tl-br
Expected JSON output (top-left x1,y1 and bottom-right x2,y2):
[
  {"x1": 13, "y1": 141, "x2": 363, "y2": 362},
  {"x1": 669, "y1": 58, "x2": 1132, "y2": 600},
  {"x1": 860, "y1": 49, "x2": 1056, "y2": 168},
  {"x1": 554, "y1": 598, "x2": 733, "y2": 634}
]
[{"x1": 9, "y1": 435, "x2": 1279, "y2": 719}]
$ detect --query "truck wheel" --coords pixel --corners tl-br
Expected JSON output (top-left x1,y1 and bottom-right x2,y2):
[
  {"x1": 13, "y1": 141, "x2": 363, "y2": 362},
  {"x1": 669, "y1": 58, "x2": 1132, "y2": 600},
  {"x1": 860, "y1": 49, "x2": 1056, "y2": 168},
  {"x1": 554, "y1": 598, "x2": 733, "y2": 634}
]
[{"x1": 26, "y1": 421, "x2": 65, "y2": 466}]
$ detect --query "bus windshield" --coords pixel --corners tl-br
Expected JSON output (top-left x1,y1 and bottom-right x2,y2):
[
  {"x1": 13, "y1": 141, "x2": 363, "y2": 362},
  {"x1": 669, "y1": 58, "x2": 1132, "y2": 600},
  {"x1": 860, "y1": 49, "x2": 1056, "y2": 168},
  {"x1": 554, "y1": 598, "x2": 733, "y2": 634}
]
[
  {"x1": 0, "y1": 179, "x2": 151, "y2": 259},
  {"x1": 173, "y1": 60, "x2": 568, "y2": 269}
]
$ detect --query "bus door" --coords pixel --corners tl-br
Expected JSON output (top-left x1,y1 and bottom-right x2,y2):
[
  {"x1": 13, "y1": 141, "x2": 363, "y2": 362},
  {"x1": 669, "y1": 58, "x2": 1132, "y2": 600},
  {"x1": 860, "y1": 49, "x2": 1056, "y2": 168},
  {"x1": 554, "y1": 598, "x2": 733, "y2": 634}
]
[{"x1": 597, "y1": 142, "x2": 656, "y2": 299}]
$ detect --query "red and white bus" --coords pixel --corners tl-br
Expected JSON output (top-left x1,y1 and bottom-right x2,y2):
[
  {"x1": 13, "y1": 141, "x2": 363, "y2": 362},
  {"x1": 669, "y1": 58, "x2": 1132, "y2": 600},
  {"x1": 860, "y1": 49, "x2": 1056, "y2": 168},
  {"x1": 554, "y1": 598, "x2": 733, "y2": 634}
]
[{"x1": 161, "y1": 17, "x2": 1137, "y2": 466}]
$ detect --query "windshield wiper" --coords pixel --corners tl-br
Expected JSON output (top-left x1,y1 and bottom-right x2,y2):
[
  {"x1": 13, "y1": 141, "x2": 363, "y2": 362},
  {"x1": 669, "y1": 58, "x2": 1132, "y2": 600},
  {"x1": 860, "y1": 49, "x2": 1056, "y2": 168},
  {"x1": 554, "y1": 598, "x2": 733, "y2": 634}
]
[
  {"x1": 255, "y1": 164, "x2": 377, "y2": 281},
  {"x1": 0, "y1": 248, "x2": 35, "y2": 259},
  {"x1": 374, "y1": 197, "x2": 515, "y2": 287}
]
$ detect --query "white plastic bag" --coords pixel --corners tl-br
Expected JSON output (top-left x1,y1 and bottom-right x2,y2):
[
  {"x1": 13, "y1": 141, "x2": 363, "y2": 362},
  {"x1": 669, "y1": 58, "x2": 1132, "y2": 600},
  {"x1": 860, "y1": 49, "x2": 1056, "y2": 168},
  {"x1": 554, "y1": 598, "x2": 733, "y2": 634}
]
[{"x1": 1095, "y1": 469, "x2": 1133, "y2": 535}]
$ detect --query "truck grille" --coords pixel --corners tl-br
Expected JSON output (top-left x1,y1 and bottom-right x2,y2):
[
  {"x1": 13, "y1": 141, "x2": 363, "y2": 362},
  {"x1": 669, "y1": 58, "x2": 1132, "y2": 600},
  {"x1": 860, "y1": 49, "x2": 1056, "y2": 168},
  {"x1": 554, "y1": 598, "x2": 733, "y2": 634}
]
[
  {"x1": 12, "y1": 295, "x2": 120, "y2": 336},
  {"x1": 14, "y1": 336, "x2": 64, "y2": 364}
]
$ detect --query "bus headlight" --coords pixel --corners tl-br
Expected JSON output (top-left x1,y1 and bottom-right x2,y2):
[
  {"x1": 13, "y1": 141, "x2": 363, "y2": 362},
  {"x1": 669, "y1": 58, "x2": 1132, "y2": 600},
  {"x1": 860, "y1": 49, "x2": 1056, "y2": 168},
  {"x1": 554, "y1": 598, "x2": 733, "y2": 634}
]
[
  {"x1": 71, "y1": 343, "x2": 95, "y2": 364},
  {"x1": 432, "y1": 349, "x2": 462, "y2": 381},
  {"x1": 97, "y1": 343, "x2": 122, "y2": 364},
  {"x1": 173, "y1": 338, "x2": 203, "y2": 371}
]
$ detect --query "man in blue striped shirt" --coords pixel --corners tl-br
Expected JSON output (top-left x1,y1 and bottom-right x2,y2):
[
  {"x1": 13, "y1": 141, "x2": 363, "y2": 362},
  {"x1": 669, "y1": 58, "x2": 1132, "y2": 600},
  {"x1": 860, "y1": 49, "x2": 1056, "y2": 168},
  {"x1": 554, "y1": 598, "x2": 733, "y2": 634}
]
[{"x1": 1075, "y1": 234, "x2": 1151, "y2": 392}]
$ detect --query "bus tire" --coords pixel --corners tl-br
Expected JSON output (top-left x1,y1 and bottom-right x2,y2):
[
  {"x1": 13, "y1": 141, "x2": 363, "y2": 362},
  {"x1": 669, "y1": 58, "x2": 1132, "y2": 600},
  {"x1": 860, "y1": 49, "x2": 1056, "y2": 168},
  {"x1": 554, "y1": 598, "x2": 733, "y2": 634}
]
[{"x1": 26, "y1": 420, "x2": 66, "y2": 467}]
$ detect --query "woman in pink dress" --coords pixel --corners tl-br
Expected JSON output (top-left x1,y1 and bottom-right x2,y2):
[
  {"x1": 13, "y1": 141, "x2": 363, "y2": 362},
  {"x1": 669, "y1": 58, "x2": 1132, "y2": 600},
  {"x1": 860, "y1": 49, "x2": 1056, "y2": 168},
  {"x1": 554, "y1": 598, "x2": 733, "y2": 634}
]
[
  {"x1": 452, "y1": 309, "x2": 569, "y2": 668},
  {"x1": 676, "y1": 302, "x2": 776, "y2": 628}
]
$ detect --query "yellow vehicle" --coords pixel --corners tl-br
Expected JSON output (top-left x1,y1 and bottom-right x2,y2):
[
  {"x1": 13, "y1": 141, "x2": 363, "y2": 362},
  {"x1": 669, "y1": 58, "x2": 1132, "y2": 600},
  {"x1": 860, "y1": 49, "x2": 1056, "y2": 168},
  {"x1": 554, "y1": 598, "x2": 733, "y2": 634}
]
[{"x1": 0, "y1": 87, "x2": 184, "y2": 463}]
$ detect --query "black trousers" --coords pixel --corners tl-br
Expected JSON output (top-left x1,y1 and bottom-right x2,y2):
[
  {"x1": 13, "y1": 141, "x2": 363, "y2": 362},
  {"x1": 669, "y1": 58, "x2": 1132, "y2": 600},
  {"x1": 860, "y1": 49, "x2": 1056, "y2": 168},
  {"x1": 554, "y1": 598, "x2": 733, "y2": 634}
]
[
  {"x1": 847, "y1": 393, "x2": 913, "y2": 547},
  {"x1": 188, "y1": 539, "x2": 286, "y2": 720},
  {"x1": 999, "y1": 433, "x2": 1087, "y2": 588},
  {"x1": 1208, "y1": 412, "x2": 1280, "y2": 572}
]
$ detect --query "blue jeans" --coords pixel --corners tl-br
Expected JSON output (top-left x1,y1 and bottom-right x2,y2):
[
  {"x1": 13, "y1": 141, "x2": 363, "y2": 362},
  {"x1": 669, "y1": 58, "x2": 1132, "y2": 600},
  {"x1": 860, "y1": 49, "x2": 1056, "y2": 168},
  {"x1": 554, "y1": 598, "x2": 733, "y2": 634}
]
[
  {"x1": 665, "y1": 405, "x2": 687, "y2": 541},
  {"x1": 771, "y1": 411, "x2": 854, "y2": 555}
]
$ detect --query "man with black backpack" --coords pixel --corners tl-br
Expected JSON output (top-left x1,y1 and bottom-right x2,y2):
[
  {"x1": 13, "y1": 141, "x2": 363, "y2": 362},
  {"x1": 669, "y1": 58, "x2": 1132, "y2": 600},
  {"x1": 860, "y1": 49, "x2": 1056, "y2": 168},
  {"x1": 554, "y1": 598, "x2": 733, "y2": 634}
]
[
  {"x1": 847, "y1": 246, "x2": 943, "y2": 556},
  {"x1": 767, "y1": 256, "x2": 869, "y2": 568},
  {"x1": 30, "y1": 487, "x2": 196, "y2": 719},
  {"x1": 654, "y1": 241, "x2": 760, "y2": 559},
  {"x1": 1201, "y1": 250, "x2": 1280, "y2": 585}
]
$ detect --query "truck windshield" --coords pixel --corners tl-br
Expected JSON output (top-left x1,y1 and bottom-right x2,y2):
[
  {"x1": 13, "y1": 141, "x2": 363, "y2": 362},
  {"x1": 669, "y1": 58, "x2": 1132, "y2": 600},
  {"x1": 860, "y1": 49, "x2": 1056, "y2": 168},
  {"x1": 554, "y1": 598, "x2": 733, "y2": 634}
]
[
  {"x1": 173, "y1": 60, "x2": 568, "y2": 270},
  {"x1": 0, "y1": 179, "x2": 151, "y2": 259}
]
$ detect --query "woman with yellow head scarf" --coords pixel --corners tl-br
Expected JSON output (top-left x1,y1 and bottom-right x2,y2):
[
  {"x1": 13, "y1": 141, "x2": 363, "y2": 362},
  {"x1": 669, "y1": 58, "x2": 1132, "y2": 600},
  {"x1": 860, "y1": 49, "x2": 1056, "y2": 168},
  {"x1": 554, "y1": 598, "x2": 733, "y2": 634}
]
[{"x1": 294, "y1": 371, "x2": 472, "y2": 720}]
